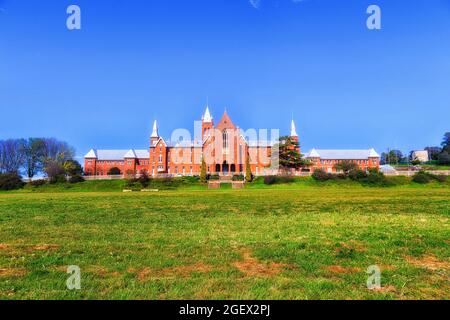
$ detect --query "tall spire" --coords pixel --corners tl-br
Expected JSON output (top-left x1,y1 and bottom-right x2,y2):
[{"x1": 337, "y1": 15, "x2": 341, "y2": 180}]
[
  {"x1": 202, "y1": 106, "x2": 213, "y2": 123},
  {"x1": 291, "y1": 119, "x2": 298, "y2": 137},
  {"x1": 151, "y1": 120, "x2": 159, "y2": 138}
]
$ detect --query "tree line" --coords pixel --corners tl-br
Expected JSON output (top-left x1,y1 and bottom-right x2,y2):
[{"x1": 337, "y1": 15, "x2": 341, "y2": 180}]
[
  {"x1": 0, "y1": 138, "x2": 82, "y2": 182},
  {"x1": 381, "y1": 132, "x2": 450, "y2": 165}
]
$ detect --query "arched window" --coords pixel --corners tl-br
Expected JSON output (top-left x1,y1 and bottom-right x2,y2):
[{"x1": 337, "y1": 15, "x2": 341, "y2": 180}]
[{"x1": 223, "y1": 130, "x2": 228, "y2": 150}]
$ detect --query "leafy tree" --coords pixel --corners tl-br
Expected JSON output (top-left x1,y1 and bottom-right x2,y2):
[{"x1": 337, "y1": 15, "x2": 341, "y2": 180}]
[
  {"x1": 441, "y1": 132, "x2": 450, "y2": 153},
  {"x1": 436, "y1": 133, "x2": 450, "y2": 165},
  {"x1": 0, "y1": 139, "x2": 25, "y2": 174},
  {"x1": 45, "y1": 160, "x2": 66, "y2": 183},
  {"x1": 333, "y1": 160, "x2": 359, "y2": 175},
  {"x1": 41, "y1": 138, "x2": 75, "y2": 165},
  {"x1": 63, "y1": 160, "x2": 83, "y2": 176},
  {"x1": 424, "y1": 146, "x2": 442, "y2": 161},
  {"x1": 200, "y1": 158, "x2": 207, "y2": 183},
  {"x1": 381, "y1": 150, "x2": 405, "y2": 165},
  {"x1": 23, "y1": 138, "x2": 46, "y2": 179},
  {"x1": 438, "y1": 152, "x2": 450, "y2": 165}
]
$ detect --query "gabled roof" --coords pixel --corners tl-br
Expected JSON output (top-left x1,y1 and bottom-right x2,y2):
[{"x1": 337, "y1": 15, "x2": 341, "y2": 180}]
[
  {"x1": 124, "y1": 149, "x2": 137, "y2": 158},
  {"x1": 84, "y1": 149, "x2": 97, "y2": 158},
  {"x1": 151, "y1": 137, "x2": 167, "y2": 147},
  {"x1": 368, "y1": 148, "x2": 380, "y2": 158},
  {"x1": 95, "y1": 150, "x2": 129, "y2": 161},
  {"x1": 216, "y1": 110, "x2": 236, "y2": 130},
  {"x1": 84, "y1": 149, "x2": 150, "y2": 160},
  {"x1": 306, "y1": 148, "x2": 320, "y2": 158},
  {"x1": 135, "y1": 150, "x2": 150, "y2": 158},
  {"x1": 305, "y1": 149, "x2": 380, "y2": 160}
]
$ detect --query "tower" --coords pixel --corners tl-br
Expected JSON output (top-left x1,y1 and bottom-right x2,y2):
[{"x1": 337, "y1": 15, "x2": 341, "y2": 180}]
[
  {"x1": 201, "y1": 105, "x2": 213, "y2": 139},
  {"x1": 290, "y1": 119, "x2": 300, "y2": 154},
  {"x1": 150, "y1": 120, "x2": 159, "y2": 146}
]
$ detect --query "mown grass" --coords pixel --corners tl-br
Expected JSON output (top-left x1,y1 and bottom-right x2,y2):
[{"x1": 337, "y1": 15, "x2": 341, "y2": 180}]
[
  {"x1": 8, "y1": 175, "x2": 449, "y2": 194},
  {"x1": 0, "y1": 184, "x2": 449, "y2": 300}
]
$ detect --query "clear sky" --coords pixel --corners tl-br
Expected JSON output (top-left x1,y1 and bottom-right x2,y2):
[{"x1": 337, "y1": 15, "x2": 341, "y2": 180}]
[{"x1": 1, "y1": 0, "x2": 449, "y2": 160}]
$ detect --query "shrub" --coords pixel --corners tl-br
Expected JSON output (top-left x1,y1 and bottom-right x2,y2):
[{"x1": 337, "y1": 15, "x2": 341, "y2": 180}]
[
  {"x1": 263, "y1": 175, "x2": 295, "y2": 185},
  {"x1": 138, "y1": 171, "x2": 151, "y2": 188},
  {"x1": 360, "y1": 170, "x2": 392, "y2": 186},
  {"x1": 0, "y1": 173, "x2": 25, "y2": 190},
  {"x1": 348, "y1": 169, "x2": 368, "y2": 181},
  {"x1": 312, "y1": 169, "x2": 333, "y2": 181},
  {"x1": 438, "y1": 152, "x2": 450, "y2": 165},
  {"x1": 264, "y1": 176, "x2": 278, "y2": 185},
  {"x1": 434, "y1": 175, "x2": 447, "y2": 183},
  {"x1": 125, "y1": 178, "x2": 141, "y2": 190},
  {"x1": 69, "y1": 174, "x2": 85, "y2": 183},
  {"x1": 232, "y1": 174, "x2": 245, "y2": 181},
  {"x1": 108, "y1": 167, "x2": 121, "y2": 175},
  {"x1": 50, "y1": 174, "x2": 67, "y2": 184},
  {"x1": 336, "y1": 173, "x2": 347, "y2": 180},
  {"x1": 45, "y1": 161, "x2": 66, "y2": 183},
  {"x1": 182, "y1": 176, "x2": 200, "y2": 183},
  {"x1": 412, "y1": 171, "x2": 433, "y2": 184},
  {"x1": 208, "y1": 174, "x2": 220, "y2": 181},
  {"x1": 28, "y1": 179, "x2": 47, "y2": 187},
  {"x1": 200, "y1": 159, "x2": 207, "y2": 183}
]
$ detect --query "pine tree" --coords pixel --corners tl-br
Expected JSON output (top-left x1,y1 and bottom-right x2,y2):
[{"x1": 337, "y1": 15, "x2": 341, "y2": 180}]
[
  {"x1": 200, "y1": 158, "x2": 207, "y2": 183},
  {"x1": 245, "y1": 153, "x2": 252, "y2": 182},
  {"x1": 277, "y1": 136, "x2": 310, "y2": 174}
]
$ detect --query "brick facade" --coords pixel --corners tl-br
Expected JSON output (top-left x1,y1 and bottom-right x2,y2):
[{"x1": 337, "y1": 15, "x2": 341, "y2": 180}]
[
  {"x1": 84, "y1": 107, "x2": 284, "y2": 177},
  {"x1": 84, "y1": 107, "x2": 380, "y2": 177}
]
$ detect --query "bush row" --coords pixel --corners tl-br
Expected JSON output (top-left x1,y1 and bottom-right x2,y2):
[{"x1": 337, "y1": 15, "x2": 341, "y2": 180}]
[
  {"x1": 412, "y1": 171, "x2": 447, "y2": 184},
  {"x1": 125, "y1": 175, "x2": 201, "y2": 190},
  {"x1": 312, "y1": 169, "x2": 394, "y2": 186},
  {"x1": 263, "y1": 175, "x2": 295, "y2": 185}
]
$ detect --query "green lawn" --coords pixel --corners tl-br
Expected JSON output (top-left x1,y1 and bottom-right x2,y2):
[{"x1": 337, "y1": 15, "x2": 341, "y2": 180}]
[{"x1": 0, "y1": 184, "x2": 449, "y2": 300}]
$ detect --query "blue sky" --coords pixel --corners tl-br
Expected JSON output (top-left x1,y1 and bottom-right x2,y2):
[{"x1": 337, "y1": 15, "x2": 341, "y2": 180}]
[{"x1": 1, "y1": 0, "x2": 449, "y2": 160}]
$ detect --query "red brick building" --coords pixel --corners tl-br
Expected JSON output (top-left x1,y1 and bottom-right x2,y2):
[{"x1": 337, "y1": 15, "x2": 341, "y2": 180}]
[
  {"x1": 84, "y1": 107, "x2": 288, "y2": 177},
  {"x1": 84, "y1": 106, "x2": 380, "y2": 177},
  {"x1": 305, "y1": 149, "x2": 380, "y2": 173}
]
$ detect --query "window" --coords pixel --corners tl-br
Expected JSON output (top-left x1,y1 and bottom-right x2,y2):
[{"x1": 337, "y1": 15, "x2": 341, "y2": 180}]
[
  {"x1": 159, "y1": 154, "x2": 163, "y2": 163},
  {"x1": 223, "y1": 130, "x2": 229, "y2": 153}
]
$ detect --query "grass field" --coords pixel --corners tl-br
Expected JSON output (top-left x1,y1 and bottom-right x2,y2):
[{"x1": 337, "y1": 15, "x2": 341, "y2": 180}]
[{"x1": 0, "y1": 181, "x2": 449, "y2": 300}]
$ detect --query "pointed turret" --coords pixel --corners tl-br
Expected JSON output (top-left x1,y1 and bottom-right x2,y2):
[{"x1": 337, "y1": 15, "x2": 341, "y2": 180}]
[
  {"x1": 202, "y1": 106, "x2": 213, "y2": 123},
  {"x1": 201, "y1": 105, "x2": 214, "y2": 139},
  {"x1": 291, "y1": 119, "x2": 298, "y2": 137},
  {"x1": 290, "y1": 118, "x2": 300, "y2": 154},
  {"x1": 150, "y1": 120, "x2": 160, "y2": 146},
  {"x1": 151, "y1": 120, "x2": 159, "y2": 138}
]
